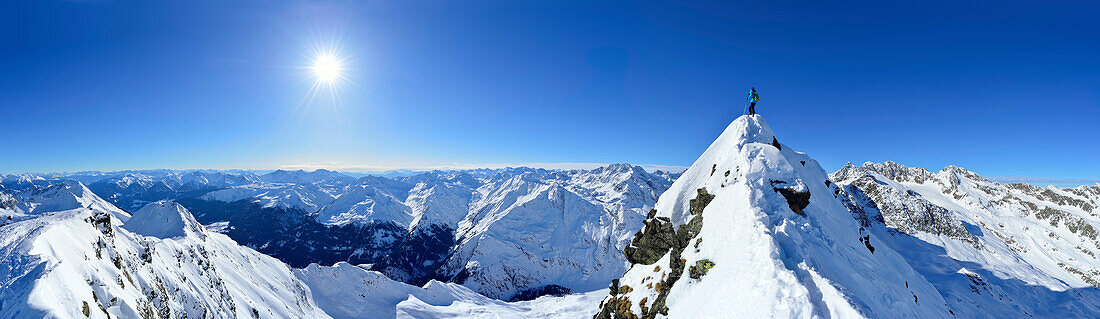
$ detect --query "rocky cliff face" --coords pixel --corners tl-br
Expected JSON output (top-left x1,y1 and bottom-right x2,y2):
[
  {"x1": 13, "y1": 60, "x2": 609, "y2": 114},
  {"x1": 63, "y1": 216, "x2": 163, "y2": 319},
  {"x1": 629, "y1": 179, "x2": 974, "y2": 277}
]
[
  {"x1": 833, "y1": 163, "x2": 977, "y2": 243},
  {"x1": 422, "y1": 165, "x2": 675, "y2": 300},
  {"x1": 832, "y1": 161, "x2": 1100, "y2": 316}
]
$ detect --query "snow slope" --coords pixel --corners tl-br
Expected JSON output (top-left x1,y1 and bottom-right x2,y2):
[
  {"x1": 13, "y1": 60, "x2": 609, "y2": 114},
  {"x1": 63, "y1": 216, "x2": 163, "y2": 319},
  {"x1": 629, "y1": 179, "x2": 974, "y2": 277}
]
[
  {"x1": 7, "y1": 166, "x2": 677, "y2": 304},
  {"x1": 597, "y1": 115, "x2": 950, "y2": 318},
  {"x1": 123, "y1": 201, "x2": 205, "y2": 240},
  {"x1": 11, "y1": 181, "x2": 129, "y2": 221},
  {"x1": 0, "y1": 197, "x2": 329, "y2": 318},
  {"x1": 295, "y1": 262, "x2": 605, "y2": 319},
  {"x1": 428, "y1": 165, "x2": 672, "y2": 300},
  {"x1": 318, "y1": 183, "x2": 414, "y2": 227},
  {"x1": 832, "y1": 161, "x2": 1100, "y2": 316}
]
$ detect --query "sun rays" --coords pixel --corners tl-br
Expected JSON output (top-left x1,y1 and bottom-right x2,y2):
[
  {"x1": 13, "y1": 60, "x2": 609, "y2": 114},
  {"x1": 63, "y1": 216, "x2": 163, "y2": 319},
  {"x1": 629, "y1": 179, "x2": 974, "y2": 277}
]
[{"x1": 287, "y1": 34, "x2": 364, "y2": 132}]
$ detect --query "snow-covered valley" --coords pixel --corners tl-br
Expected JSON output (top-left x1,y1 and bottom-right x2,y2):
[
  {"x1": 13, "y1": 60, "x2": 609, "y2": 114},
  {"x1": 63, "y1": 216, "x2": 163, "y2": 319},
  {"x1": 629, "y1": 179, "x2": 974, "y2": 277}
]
[{"x1": 3, "y1": 115, "x2": 1100, "y2": 318}]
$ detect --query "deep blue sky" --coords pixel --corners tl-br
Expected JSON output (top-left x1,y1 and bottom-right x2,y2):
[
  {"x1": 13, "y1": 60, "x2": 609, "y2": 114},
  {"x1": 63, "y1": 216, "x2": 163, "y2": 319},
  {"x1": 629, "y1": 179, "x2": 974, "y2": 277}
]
[{"x1": 2, "y1": 1, "x2": 1098, "y2": 180}]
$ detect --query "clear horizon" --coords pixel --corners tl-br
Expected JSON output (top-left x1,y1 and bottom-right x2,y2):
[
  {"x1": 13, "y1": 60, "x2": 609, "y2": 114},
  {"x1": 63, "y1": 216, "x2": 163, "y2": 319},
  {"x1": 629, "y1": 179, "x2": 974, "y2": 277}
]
[
  {"x1": 3, "y1": 1, "x2": 1098, "y2": 180},
  {"x1": 5, "y1": 161, "x2": 1099, "y2": 189}
]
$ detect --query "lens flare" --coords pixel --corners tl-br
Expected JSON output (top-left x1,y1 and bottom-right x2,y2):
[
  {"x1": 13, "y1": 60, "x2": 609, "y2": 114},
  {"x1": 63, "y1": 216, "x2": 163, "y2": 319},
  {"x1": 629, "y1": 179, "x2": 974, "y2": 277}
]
[
  {"x1": 312, "y1": 55, "x2": 342, "y2": 83},
  {"x1": 296, "y1": 43, "x2": 352, "y2": 112},
  {"x1": 287, "y1": 32, "x2": 366, "y2": 133}
]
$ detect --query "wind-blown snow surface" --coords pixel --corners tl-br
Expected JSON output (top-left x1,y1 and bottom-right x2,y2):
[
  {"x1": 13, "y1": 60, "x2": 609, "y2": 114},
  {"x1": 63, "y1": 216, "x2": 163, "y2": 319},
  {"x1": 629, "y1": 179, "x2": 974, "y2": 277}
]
[
  {"x1": 0, "y1": 189, "x2": 328, "y2": 318},
  {"x1": 295, "y1": 263, "x2": 605, "y2": 319},
  {"x1": 598, "y1": 115, "x2": 950, "y2": 318}
]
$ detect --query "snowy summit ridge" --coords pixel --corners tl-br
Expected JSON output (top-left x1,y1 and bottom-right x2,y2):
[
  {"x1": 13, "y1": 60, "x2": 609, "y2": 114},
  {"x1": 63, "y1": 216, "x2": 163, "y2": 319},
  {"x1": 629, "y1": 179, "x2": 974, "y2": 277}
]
[
  {"x1": 597, "y1": 114, "x2": 948, "y2": 318},
  {"x1": 0, "y1": 186, "x2": 328, "y2": 318},
  {"x1": 11, "y1": 181, "x2": 129, "y2": 220}
]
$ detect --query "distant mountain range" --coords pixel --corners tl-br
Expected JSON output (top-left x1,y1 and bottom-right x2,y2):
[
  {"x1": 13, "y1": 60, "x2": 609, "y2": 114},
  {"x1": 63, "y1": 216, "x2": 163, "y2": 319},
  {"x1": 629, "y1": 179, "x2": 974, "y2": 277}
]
[
  {"x1": 4, "y1": 116, "x2": 1100, "y2": 317},
  {"x1": 2, "y1": 164, "x2": 680, "y2": 302}
]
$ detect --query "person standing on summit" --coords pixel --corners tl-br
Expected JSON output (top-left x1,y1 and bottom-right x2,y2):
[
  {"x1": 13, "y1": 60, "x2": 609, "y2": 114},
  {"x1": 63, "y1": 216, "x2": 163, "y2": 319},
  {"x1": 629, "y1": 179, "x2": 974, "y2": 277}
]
[{"x1": 746, "y1": 87, "x2": 760, "y2": 115}]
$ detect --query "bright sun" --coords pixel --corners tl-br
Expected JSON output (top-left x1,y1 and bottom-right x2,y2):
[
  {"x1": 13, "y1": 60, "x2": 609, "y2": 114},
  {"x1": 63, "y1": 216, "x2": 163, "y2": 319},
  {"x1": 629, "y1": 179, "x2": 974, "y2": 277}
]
[
  {"x1": 312, "y1": 55, "x2": 342, "y2": 83},
  {"x1": 296, "y1": 41, "x2": 354, "y2": 113}
]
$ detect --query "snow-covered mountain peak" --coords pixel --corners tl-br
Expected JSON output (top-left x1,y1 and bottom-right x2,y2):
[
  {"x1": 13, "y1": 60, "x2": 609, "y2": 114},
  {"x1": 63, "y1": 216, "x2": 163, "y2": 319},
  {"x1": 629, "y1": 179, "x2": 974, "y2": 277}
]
[
  {"x1": 319, "y1": 183, "x2": 413, "y2": 227},
  {"x1": 937, "y1": 164, "x2": 987, "y2": 182},
  {"x1": 479, "y1": 167, "x2": 552, "y2": 185},
  {"x1": 598, "y1": 115, "x2": 949, "y2": 318},
  {"x1": 844, "y1": 161, "x2": 990, "y2": 187},
  {"x1": 596, "y1": 163, "x2": 647, "y2": 175},
  {"x1": 0, "y1": 189, "x2": 329, "y2": 318},
  {"x1": 23, "y1": 180, "x2": 94, "y2": 202},
  {"x1": 260, "y1": 169, "x2": 354, "y2": 185},
  {"x1": 568, "y1": 163, "x2": 669, "y2": 214},
  {"x1": 715, "y1": 113, "x2": 776, "y2": 145},
  {"x1": 404, "y1": 177, "x2": 475, "y2": 229},
  {"x1": 830, "y1": 161, "x2": 1100, "y2": 315},
  {"x1": 862, "y1": 161, "x2": 934, "y2": 182},
  {"x1": 0, "y1": 173, "x2": 49, "y2": 189},
  {"x1": 576, "y1": 163, "x2": 648, "y2": 183},
  {"x1": 123, "y1": 201, "x2": 205, "y2": 240},
  {"x1": 113, "y1": 173, "x2": 152, "y2": 188},
  {"x1": 14, "y1": 181, "x2": 129, "y2": 219},
  {"x1": 650, "y1": 114, "x2": 785, "y2": 224}
]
